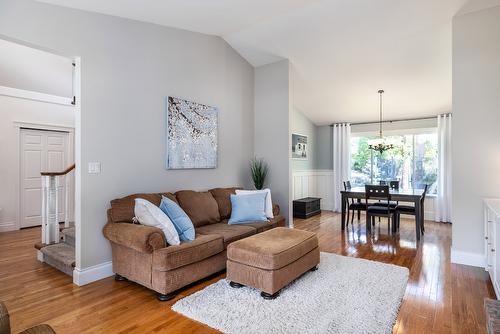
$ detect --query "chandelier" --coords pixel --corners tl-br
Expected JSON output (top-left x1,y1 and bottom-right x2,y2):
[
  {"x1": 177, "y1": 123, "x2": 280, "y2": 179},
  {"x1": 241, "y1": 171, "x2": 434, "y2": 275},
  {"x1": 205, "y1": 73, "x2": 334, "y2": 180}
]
[{"x1": 368, "y1": 89, "x2": 394, "y2": 153}]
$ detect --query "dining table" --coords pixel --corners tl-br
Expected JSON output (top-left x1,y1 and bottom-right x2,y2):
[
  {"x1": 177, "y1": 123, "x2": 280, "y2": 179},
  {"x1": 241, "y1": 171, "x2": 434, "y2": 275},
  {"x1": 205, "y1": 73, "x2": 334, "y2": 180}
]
[{"x1": 340, "y1": 186, "x2": 426, "y2": 241}]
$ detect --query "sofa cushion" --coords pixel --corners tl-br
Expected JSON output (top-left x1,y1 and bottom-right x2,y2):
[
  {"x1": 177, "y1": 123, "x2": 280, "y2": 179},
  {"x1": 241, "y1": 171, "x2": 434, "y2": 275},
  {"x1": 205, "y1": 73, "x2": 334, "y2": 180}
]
[
  {"x1": 227, "y1": 215, "x2": 285, "y2": 233},
  {"x1": 228, "y1": 193, "x2": 268, "y2": 225},
  {"x1": 109, "y1": 193, "x2": 162, "y2": 223},
  {"x1": 238, "y1": 220, "x2": 278, "y2": 233},
  {"x1": 227, "y1": 227, "x2": 318, "y2": 270},
  {"x1": 209, "y1": 187, "x2": 241, "y2": 219},
  {"x1": 235, "y1": 189, "x2": 274, "y2": 218},
  {"x1": 134, "y1": 198, "x2": 180, "y2": 246},
  {"x1": 175, "y1": 190, "x2": 221, "y2": 227},
  {"x1": 196, "y1": 223, "x2": 256, "y2": 248},
  {"x1": 159, "y1": 196, "x2": 195, "y2": 241},
  {"x1": 152, "y1": 234, "x2": 224, "y2": 271},
  {"x1": 161, "y1": 192, "x2": 178, "y2": 204}
]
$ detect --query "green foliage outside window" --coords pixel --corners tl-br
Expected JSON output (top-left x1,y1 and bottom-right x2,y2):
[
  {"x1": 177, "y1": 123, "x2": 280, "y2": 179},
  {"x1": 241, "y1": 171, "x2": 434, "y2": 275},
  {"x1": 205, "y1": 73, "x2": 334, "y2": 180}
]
[{"x1": 351, "y1": 133, "x2": 437, "y2": 193}]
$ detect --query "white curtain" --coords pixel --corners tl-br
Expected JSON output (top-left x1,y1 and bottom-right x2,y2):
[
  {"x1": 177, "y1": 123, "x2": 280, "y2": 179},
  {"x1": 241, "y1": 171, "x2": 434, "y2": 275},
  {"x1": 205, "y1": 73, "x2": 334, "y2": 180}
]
[
  {"x1": 435, "y1": 114, "x2": 452, "y2": 223},
  {"x1": 332, "y1": 123, "x2": 351, "y2": 212}
]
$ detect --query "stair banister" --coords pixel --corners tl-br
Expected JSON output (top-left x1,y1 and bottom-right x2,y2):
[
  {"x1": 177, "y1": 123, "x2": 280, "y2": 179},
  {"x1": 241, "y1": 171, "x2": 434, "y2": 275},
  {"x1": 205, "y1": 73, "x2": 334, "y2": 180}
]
[{"x1": 40, "y1": 164, "x2": 75, "y2": 244}]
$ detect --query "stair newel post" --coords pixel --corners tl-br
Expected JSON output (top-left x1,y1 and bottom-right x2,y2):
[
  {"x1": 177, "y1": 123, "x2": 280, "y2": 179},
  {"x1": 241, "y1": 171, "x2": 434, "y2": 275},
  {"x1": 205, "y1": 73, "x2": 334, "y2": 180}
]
[
  {"x1": 53, "y1": 175, "x2": 59, "y2": 243},
  {"x1": 44, "y1": 175, "x2": 58, "y2": 244},
  {"x1": 41, "y1": 175, "x2": 47, "y2": 244},
  {"x1": 64, "y1": 174, "x2": 70, "y2": 228},
  {"x1": 40, "y1": 164, "x2": 75, "y2": 246}
]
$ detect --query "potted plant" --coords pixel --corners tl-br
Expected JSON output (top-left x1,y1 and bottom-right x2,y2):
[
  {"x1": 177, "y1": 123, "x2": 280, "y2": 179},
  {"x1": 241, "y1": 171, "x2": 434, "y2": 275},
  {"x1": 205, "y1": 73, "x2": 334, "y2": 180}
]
[{"x1": 250, "y1": 157, "x2": 268, "y2": 190}]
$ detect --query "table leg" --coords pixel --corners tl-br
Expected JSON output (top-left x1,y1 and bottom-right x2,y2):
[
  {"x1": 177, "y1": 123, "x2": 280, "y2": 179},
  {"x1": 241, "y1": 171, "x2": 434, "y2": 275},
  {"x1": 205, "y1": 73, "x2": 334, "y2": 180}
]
[
  {"x1": 421, "y1": 200, "x2": 425, "y2": 233},
  {"x1": 366, "y1": 211, "x2": 371, "y2": 234},
  {"x1": 341, "y1": 193, "x2": 346, "y2": 230},
  {"x1": 415, "y1": 200, "x2": 421, "y2": 241}
]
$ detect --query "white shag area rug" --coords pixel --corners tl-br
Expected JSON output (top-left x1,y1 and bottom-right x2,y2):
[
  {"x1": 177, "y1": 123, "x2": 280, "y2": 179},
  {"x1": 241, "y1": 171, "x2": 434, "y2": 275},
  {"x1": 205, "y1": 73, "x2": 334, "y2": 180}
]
[{"x1": 172, "y1": 252, "x2": 409, "y2": 334}]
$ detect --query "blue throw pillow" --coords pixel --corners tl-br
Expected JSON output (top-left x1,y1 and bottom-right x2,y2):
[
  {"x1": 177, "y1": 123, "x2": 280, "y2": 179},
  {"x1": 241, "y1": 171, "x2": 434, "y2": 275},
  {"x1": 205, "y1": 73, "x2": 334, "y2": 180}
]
[
  {"x1": 159, "y1": 196, "x2": 195, "y2": 241},
  {"x1": 228, "y1": 193, "x2": 268, "y2": 225}
]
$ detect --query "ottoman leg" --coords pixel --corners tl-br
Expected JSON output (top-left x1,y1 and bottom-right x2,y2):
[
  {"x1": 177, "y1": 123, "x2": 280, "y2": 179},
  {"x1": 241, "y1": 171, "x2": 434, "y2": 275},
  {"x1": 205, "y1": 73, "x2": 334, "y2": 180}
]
[
  {"x1": 310, "y1": 265, "x2": 319, "y2": 272},
  {"x1": 261, "y1": 291, "x2": 280, "y2": 300},
  {"x1": 229, "y1": 281, "x2": 244, "y2": 288}
]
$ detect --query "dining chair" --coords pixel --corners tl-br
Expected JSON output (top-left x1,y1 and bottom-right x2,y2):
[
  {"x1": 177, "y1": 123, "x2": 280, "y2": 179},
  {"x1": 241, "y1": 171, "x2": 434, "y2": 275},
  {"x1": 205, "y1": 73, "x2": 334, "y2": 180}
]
[
  {"x1": 389, "y1": 180, "x2": 400, "y2": 189},
  {"x1": 372, "y1": 183, "x2": 398, "y2": 209},
  {"x1": 395, "y1": 184, "x2": 428, "y2": 234},
  {"x1": 343, "y1": 181, "x2": 366, "y2": 225},
  {"x1": 365, "y1": 185, "x2": 396, "y2": 233}
]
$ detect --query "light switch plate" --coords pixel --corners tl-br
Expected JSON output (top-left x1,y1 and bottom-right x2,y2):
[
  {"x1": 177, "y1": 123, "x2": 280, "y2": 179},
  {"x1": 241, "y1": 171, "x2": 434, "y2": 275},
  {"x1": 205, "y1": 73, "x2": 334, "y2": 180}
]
[{"x1": 88, "y1": 162, "x2": 101, "y2": 174}]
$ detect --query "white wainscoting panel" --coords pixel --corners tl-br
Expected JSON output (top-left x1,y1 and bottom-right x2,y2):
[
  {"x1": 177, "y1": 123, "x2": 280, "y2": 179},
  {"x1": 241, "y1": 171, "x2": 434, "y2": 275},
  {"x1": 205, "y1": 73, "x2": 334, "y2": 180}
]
[{"x1": 292, "y1": 170, "x2": 334, "y2": 210}]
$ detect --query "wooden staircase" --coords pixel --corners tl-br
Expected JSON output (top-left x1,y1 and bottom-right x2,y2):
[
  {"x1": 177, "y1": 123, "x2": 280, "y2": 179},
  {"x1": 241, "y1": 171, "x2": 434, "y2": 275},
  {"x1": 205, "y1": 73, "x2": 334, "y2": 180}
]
[
  {"x1": 36, "y1": 226, "x2": 75, "y2": 276},
  {"x1": 35, "y1": 164, "x2": 76, "y2": 277}
]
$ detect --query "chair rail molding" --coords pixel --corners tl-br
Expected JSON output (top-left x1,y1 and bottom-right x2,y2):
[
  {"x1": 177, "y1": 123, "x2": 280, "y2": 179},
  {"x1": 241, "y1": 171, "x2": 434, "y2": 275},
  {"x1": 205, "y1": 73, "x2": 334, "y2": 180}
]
[{"x1": 292, "y1": 170, "x2": 334, "y2": 210}]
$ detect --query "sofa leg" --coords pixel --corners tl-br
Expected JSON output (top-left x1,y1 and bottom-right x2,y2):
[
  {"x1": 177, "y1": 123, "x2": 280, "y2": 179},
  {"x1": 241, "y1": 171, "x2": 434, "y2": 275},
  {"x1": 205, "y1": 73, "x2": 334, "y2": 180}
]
[
  {"x1": 157, "y1": 292, "x2": 176, "y2": 301},
  {"x1": 229, "y1": 281, "x2": 244, "y2": 288},
  {"x1": 114, "y1": 274, "x2": 127, "y2": 281},
  {"x1": 310, "y1": 265, "x2": 319, "y2": 272},
  {"x1": 261, "y1": 291, "x2": 280, "y2": 300}
]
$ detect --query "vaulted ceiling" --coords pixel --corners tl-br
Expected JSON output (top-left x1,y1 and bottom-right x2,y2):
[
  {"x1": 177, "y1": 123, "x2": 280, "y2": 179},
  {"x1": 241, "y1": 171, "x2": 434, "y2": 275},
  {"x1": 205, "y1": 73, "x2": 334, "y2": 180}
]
[{"x1": 37, "y1": 0, "x2": 475, "y2": 125}]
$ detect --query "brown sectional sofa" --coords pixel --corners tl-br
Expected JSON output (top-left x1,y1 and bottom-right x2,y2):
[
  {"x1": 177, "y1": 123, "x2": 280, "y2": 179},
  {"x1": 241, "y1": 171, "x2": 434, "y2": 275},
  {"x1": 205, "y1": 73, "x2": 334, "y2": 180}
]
[{"x1": 103, "y1": 187, "x2": 285, "y2": 300}]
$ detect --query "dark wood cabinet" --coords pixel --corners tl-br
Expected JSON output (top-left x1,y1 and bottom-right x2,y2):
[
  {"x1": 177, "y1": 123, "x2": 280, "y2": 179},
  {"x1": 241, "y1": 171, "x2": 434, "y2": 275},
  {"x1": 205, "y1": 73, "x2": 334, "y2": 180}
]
[{"x1": 293, "y1": 197, "x2": 321, "y2": 219}]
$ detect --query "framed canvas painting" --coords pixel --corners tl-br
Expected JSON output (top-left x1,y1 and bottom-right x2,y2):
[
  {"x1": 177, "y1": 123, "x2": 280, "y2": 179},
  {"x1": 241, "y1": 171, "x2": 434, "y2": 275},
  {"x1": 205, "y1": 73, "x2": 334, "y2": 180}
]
[
  {"x1": 166, "y1": 96, "x2": 218, "y2": 169},
  {"x1": 291, "y1": 133, "x2": 308, "y2": 160}
]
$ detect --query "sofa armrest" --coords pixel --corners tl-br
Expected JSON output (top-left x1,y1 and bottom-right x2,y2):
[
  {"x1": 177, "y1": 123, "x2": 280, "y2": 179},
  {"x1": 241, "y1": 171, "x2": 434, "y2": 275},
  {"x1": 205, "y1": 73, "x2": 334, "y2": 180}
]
[
  {"x1": 273, "y1": 203, "x2": 280, "y2": 216},
  {"x1": 103, "y1": 222, "x2": 166, "y2": 254}
]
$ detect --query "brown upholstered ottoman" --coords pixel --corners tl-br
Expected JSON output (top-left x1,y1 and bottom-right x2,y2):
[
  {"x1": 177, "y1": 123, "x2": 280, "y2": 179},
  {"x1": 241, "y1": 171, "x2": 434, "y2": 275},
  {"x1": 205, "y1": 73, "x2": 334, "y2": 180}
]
[{"x1": 226, "y1": 227, "x2": 320, "y2": 299}]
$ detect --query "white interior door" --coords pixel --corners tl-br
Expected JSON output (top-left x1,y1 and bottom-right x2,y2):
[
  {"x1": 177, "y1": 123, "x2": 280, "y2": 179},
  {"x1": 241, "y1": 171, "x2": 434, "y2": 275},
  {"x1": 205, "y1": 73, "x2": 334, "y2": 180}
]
[{"x1": 20, "y1": 129, "x2": 69, "y2": 228}]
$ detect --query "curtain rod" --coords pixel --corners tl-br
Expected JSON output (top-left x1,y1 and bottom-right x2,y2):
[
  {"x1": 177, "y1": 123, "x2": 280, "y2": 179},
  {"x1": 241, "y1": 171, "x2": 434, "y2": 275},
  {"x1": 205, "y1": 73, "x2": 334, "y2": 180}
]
[{"x1": 330, "y1": 114, "x2": 451, "y2": 127}]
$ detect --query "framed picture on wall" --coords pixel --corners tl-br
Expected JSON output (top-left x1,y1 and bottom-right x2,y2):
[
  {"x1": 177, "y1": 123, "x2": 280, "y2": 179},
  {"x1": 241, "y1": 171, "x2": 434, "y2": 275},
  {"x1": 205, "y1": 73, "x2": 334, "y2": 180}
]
[
  {"x1": 291, "y1": 133, "x2": 308, "y2": 160},
  {"x1": 166, "y1": 96, "x2": 218, "y2": 169}
]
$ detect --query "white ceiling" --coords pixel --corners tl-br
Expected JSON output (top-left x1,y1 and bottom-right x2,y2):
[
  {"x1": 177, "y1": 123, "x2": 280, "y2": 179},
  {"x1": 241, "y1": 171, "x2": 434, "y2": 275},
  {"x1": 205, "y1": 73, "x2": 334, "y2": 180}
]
[{"x1": 37, "y1": 0, "x2": 475, "y2": 125}]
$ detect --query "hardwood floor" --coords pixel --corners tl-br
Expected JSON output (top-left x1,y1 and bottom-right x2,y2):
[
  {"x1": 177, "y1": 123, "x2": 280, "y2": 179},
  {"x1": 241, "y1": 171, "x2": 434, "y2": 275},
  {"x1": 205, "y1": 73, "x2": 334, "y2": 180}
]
[{"x1": 0, "y1": 212, "x2": 494, "y2": 333}]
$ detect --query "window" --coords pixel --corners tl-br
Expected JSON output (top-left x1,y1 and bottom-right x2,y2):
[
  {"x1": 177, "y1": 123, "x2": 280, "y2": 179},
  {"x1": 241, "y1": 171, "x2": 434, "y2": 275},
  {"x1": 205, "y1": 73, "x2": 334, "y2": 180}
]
[{"x1": 350, "y1": 132, "x2": 437, "y2": 193}]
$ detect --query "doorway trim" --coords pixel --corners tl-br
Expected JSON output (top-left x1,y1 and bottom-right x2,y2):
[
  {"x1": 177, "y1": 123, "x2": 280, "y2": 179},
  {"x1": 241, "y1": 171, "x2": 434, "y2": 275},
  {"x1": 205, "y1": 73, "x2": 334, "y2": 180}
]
[{"x1": 13, "y1": 121, "x2": 75, "y2": 232}]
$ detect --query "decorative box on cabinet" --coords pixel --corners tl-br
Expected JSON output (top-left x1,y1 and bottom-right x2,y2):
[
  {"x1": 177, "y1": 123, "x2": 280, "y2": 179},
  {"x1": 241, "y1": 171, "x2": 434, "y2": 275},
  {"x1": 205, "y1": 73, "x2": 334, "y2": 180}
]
[{"x1": 484, "y1": 199, "x2": 500, "y2": 298}]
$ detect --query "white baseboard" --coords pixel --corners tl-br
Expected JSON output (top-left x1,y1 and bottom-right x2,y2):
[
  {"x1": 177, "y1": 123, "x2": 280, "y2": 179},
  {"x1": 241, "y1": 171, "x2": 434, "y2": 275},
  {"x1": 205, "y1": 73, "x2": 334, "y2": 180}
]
[
  {"x1": 73, "y1": 261, "x2": 113, "y2": 286},
  {"x1": 0, "y1": 221, "x2": 18, "y2": 232},
  {"x1": 451, "y1": 248, "x2": 485, "y2": 268}
]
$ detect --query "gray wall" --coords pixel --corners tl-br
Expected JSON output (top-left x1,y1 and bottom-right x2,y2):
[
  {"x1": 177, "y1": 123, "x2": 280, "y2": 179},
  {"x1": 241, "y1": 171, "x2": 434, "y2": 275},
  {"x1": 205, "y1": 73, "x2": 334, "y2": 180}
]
[
  {"x1": 0, "y1": 38, "x2": 73, "y2": 97},
  {"x1": 452, "y1": 6, "x2": 500, "y2": 259},
  {"x1": 0, "y1": 0, "x2": 255, "y2": 269},
  {"x1": 291, "y1": 108, "x2": 318, "y2": 170},
  {"x1": 316, "y1": 125, "x2": 333, "y2": 170},
  {"x1": 254, "y1": 60, "x2": 291, "y2": 224}
]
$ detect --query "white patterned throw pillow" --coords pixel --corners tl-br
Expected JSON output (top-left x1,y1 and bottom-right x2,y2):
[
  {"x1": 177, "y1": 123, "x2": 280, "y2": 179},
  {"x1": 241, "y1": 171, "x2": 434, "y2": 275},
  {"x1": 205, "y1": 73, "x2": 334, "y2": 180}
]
[
  {"x1": 133, "y1": 198, "x2": 180, "y2": 246},
  {"x1": 235, "y1": 188, "x2": 274, "y2": 218}
]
